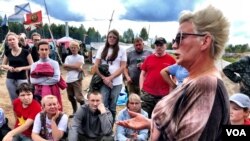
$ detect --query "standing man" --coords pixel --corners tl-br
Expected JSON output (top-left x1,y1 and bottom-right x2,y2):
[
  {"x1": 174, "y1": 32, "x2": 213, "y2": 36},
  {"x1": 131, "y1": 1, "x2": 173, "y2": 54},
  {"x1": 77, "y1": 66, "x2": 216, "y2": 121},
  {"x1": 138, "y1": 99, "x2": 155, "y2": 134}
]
[
  {"x1": 124, "y1": 37, "x2": 152, "y2": 95},
  {"x1": 68, "y1": 91, "x2": 113, "y2": 141},
  {"x1": 140, "y1": 37, "x2": 176, "y2": 118},
  {"x1": 3, "y1": 83, "x2": 41, "y2": 141},
  {"x1": 63, "y1": 40, "x2": 85, "y2": 118},
  {"x1": 223, "y1": 56, "x2": 250, "y2": 97},
  {"x1": 30, "y1": 32, "x2": 41, "y2": 62}
]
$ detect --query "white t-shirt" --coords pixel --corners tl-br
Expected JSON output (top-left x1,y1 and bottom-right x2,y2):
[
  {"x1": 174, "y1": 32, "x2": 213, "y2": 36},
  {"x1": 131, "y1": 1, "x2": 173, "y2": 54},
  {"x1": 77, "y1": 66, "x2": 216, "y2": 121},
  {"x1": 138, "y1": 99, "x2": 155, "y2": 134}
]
[
  {"x1": 65, "y1": 54, "x2": 85, "y2": 83},
  {"x1": 96, "y1": 46, "x2": 127, "y2": 85},
  {"x1": 32, "y1": 113, "x2": 68, "y2": 140}
]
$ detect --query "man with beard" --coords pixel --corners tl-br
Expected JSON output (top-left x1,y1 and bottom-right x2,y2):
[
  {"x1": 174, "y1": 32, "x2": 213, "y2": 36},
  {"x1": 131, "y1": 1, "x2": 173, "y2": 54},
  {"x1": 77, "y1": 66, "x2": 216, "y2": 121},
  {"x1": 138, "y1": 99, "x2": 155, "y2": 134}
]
[{"x1": 124, "y1": 37, "x2": 152, "y2": 95}]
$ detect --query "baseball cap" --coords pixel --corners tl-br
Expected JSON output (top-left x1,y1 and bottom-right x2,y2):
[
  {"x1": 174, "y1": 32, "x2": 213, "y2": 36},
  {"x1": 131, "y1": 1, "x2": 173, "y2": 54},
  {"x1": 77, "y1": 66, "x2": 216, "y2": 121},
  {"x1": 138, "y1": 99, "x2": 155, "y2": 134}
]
[
  {"x1": 229, "y1": 93, "x2": 250, "y2": 109},
  {"x1": 0, "y1": 108, "x2": 6, "y2": 128},
  {"x1": 154, "y1": 37, "x2": 167, "y2": 45}
]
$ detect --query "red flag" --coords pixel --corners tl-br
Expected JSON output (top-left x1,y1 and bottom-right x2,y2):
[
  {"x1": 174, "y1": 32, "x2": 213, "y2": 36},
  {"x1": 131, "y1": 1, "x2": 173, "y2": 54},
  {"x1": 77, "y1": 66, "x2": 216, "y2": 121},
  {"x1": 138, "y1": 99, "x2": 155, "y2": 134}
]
[
  {"x1": 24, "y1": 10, "x2": 42, "y2": 31},
  {"x1": 24, "y1": 10, "x2": 42, "y2": 24}
]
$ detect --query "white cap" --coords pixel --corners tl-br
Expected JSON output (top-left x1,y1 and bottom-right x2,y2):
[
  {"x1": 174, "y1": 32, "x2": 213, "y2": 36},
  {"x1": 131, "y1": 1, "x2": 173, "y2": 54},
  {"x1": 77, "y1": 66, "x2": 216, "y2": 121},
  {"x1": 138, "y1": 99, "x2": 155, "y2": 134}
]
[{"x1": 229, "y1": 93, "x2": 250, "y2": 109}]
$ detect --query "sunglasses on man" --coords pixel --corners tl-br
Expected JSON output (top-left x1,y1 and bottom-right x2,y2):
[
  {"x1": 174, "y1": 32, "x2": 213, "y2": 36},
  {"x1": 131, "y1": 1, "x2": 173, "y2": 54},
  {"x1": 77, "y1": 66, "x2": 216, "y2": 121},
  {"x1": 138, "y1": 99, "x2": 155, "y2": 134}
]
[{"x1": 172, "y1": 32, "x2": 206, "y2": 46}]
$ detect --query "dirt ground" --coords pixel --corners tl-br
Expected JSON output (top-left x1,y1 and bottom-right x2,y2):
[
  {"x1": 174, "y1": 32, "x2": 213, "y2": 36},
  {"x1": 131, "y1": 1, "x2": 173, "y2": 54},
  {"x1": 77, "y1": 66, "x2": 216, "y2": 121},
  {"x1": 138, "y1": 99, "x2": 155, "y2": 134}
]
[{"x1": 0, "y1": 65, "x2": 239, "y2": 129}]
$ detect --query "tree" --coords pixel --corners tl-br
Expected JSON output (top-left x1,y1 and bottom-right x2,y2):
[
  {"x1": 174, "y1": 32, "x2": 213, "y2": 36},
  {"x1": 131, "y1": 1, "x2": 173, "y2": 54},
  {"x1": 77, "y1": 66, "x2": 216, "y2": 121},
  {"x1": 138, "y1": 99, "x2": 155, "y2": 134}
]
[
  {"x1": 139, "y1": 27, "x2": 148, "y2": 40},
  {"x1": 122, "y1": 28, "x2": 134, "y2": 43}
]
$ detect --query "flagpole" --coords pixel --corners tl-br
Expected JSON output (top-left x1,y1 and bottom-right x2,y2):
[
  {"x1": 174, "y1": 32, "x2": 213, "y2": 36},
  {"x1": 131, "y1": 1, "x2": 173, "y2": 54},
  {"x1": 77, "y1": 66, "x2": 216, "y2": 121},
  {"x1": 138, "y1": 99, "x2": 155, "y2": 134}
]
[
  {"x1": 107, "y1": 10, "x2": 114, "y2": 34},
  {"x1": 43, "y1": 0, "x2": 63, "y2": 65}
]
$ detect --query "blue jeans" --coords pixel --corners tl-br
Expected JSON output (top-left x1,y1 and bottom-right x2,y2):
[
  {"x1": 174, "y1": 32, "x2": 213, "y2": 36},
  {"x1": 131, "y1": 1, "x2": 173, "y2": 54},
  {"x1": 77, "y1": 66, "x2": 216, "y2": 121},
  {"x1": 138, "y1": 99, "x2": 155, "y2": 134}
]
[
  {"x1": 100, "y1": 84, "x2": 122, "y2": 121},
  {"x1": 13, "y1": 134, "x2": 32, "y2": 141},
  {"x1": 6, "y1": 79, "x2": 28, "y2": 102}
]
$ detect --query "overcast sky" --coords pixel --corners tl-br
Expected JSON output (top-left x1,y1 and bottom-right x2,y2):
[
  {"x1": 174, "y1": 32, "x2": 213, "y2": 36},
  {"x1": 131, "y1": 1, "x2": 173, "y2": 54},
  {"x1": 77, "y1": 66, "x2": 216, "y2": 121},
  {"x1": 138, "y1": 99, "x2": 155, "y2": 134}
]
[{"x1": 0, "y1": 0, "x2": 249, "y2": 45}]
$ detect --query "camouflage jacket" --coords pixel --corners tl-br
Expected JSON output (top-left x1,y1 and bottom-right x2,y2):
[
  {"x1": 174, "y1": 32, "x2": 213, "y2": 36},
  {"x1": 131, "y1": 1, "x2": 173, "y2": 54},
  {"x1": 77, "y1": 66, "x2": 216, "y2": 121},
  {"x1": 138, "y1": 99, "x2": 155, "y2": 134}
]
[{"x1": 223, "y1": 56, "x2": 250, "y2": 96}]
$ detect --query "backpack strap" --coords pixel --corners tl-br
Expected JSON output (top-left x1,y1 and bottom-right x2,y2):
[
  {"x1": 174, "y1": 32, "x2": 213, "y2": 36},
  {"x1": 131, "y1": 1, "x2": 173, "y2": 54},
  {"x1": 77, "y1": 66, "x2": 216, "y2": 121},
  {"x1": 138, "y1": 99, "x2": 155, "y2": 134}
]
[
  {"x1": 39, "y1": 112, "x2": 64, "y2": 140},
  {"x1": 39, "y1": 112, "x2": 48, "y2": 139}
]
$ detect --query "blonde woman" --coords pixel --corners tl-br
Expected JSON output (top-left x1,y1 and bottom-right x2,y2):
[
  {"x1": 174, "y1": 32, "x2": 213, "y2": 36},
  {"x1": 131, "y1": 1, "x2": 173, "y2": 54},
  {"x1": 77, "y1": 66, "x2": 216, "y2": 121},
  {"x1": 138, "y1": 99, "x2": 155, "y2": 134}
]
[
  {"x1": 117, "y1": 5, "x2": 230, "y2": 140},
  {"x1": 1, "y1": 32, "x2": 33, "y2": 101}
]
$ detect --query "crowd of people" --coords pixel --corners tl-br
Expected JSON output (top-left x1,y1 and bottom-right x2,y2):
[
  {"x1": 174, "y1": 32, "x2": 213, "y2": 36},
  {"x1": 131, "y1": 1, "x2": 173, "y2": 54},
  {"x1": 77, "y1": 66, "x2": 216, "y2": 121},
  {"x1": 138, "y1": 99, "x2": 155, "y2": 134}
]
[{"x1": 0, "y1": 5, "x2": 250, "y2": 141}]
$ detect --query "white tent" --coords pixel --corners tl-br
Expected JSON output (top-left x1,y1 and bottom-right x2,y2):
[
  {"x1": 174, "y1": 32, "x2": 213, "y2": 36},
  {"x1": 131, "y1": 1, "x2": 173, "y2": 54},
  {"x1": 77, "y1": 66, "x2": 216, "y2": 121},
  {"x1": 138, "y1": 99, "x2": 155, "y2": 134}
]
[{"x1": 57, "y1": 36, "x2": 73, "y2": 43}]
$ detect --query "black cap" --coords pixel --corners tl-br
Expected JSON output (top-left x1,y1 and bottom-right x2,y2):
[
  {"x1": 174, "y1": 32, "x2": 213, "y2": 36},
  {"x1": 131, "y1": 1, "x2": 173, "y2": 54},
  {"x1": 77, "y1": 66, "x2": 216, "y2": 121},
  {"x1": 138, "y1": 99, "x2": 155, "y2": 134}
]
[{"x1": 154, "y1": 37, "x2": 167, "y2": 45}]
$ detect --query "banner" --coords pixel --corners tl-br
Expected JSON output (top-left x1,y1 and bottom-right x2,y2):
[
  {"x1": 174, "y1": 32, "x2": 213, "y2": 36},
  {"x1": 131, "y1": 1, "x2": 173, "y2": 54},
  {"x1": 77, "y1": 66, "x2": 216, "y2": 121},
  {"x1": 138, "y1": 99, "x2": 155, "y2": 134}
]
[
  {"x1": 8, "y1": 3, "x2": 31, "y2": 23},
  {"x1": 24, "y1": 11, "x2": 42, "y2": 31},
  {"x1": 24, "y1": 11, "x2": 42, "y2": 24}
]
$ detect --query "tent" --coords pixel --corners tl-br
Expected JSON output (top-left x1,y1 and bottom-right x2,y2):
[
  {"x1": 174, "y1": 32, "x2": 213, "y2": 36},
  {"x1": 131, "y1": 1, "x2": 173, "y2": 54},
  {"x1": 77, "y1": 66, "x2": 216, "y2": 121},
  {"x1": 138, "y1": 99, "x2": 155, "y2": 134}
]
[
  {"x1": 56, "y1": 36, "x2": 74, "y2": 48},
  {"x1": 57, "y1": 36, "x2": 73, "y2": 43}
]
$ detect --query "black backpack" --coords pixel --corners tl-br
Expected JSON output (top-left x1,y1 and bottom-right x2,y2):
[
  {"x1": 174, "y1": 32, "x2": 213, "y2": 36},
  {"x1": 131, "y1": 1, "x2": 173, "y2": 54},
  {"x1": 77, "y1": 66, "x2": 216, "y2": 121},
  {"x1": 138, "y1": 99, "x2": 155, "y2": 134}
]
[{"x1": 39, "y1": 112, "x2": 68, "y2": 141}]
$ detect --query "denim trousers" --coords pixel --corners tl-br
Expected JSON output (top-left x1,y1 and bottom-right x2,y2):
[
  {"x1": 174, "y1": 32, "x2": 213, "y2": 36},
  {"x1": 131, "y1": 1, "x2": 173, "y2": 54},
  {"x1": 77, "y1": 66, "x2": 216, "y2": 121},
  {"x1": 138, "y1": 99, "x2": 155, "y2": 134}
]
[
  {"x1": 6, "y1": 78, "x2": 28, "y2": 102},
  {"x1": 100, "y1": 84, "x2": 122, "y2": 121}
]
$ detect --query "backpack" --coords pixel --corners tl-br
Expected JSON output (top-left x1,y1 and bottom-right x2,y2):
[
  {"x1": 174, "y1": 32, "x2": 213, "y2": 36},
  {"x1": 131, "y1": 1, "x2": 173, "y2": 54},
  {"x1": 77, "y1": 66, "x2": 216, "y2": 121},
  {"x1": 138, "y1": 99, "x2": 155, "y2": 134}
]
[{"x1": 39, "y1": 112, "x2": 68, "y2": 141}]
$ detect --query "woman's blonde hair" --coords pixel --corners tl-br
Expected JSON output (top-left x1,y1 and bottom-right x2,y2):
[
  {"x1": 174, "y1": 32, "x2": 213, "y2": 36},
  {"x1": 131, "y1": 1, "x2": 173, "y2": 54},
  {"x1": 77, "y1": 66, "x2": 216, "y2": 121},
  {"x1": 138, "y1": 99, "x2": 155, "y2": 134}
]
[
  {"x1": 6, "y1": 32, "x2": 18, "y2": 40},
  {"x1": 179, "y1": 5, "x2": 230, "y2": 60},
  {"x1": 126, "y1": 93, "x2": 141, "y2": 107}
]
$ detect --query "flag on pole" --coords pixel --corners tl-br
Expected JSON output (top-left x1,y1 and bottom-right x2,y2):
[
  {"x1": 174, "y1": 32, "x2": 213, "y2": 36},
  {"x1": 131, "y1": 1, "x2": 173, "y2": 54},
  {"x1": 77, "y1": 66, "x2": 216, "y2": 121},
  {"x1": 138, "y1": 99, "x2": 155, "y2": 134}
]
[
  {"x1": 24, "y1": 10, "x2": 43, "y2": 31},
  {"x1": 8, "y1": 3, "x2": 31, "y2": 23},
  {"x1": 24, "y1": 11, "x2": 42, "y2": 24},
  {"x1": 1, "y1": 14, "x2": 8, "y2": 28},
  {"x1": 1, "y1": 14, "x2": 9, "y2": 35}
]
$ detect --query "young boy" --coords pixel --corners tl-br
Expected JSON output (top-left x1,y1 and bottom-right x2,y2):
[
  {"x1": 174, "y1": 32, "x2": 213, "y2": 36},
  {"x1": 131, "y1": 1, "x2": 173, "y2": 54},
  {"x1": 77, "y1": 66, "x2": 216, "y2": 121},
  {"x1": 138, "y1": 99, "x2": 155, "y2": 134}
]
[
  {"x1": 229, "y1": 93, "x2": 250, "y2": 125},
  {"x1": 3, "y1": 83, "x2": 41, "y2": 141}
]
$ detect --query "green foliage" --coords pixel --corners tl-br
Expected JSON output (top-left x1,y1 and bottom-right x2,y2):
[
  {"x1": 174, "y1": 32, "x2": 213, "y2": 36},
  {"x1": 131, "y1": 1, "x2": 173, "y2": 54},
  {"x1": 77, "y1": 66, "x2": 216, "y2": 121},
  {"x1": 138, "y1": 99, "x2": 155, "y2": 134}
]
[
  {"x1": 122, "y1": 28, "x2": 134, "y2": 43},
  {"x1": 139, "y1": 27, "x2": 148, "y2": 40},
  {"x1": 225, "y1": 44, "x2": 250, "y2": 53},
  {"x1": 222, "y1": 56, "x2": 240, "y2": 63},
  {"x1": 168, "y1": 43, "x2": 173, "y2": 50}
]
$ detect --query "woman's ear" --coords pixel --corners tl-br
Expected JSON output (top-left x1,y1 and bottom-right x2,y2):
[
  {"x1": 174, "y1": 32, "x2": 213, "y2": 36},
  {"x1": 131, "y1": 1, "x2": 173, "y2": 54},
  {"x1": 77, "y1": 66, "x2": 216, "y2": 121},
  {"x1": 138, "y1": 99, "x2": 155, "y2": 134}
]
[{"x1": 200, "y1": 34, "x2": 212, "y2": 51}]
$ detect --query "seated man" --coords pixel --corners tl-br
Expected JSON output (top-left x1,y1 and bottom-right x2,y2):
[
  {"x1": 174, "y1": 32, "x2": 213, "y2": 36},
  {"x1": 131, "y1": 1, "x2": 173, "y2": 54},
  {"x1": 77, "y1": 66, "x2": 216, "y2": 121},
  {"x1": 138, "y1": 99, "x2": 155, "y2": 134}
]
[
  {"x1": 229, "y1": 93, "x2": 250, "y2": 125},
  {"x1": 115, "y1": 93, "x2": 148, "y2": 141},
  {"x1": 3, "y1": 83, "x2": 41, "y2": 141},
  {"x1": 68, "y1": 91, "x2": 113, "y2": 141},
  {"x1": 32, "y1": 95, "x2": 68, "y2": 141},
  {"x1": 0, "y1": 108, "x2": 11, "y2": 141}
]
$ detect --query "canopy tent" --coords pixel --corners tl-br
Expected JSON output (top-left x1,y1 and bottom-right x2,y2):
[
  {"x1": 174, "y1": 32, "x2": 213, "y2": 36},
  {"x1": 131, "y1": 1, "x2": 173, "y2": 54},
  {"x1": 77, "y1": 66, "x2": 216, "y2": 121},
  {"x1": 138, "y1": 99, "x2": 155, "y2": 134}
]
[
  {"x1": 57, "y1": 36, "x2": 73, "y2": 43},
  {"x1": 56, "y1": 36, "x2": 74, "y2": 48}
]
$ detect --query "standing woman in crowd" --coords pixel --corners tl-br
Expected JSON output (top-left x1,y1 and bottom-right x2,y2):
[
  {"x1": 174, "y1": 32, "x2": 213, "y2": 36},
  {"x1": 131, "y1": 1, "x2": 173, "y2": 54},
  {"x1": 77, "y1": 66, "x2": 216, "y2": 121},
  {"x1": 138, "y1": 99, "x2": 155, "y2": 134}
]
[
  {"x1": 1, "y1": 32, "x2": 33, "y2": 102},
  {"x1": 94, "y1": 29, "x2": 127, "y2": 121}
]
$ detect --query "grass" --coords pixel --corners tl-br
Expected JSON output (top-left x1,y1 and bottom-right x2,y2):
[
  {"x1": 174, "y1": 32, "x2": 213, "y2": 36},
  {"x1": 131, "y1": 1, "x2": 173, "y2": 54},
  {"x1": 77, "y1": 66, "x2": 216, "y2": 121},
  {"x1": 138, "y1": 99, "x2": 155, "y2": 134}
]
[{"x1": 222, "y1": 56, "x2": 240, "y2": 63}]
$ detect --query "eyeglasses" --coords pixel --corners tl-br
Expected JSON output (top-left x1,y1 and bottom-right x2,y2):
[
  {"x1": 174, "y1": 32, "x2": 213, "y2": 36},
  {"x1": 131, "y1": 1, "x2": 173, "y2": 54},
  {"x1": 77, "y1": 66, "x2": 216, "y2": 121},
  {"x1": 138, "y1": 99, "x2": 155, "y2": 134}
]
[
  {"x1": 172, "y1": 32, "x2": 206, "y2": 46},
  {"x1": 108, "y1": 36, "x2": 117, "y2": 39}
]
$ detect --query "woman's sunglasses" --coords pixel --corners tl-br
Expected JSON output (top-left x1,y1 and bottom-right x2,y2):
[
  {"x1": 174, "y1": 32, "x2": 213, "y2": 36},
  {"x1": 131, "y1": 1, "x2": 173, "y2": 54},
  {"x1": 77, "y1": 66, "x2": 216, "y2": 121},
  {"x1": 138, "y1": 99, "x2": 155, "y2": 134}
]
[{"x1": 172, "y1": 32, "x2": 206, "y2": 46}]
